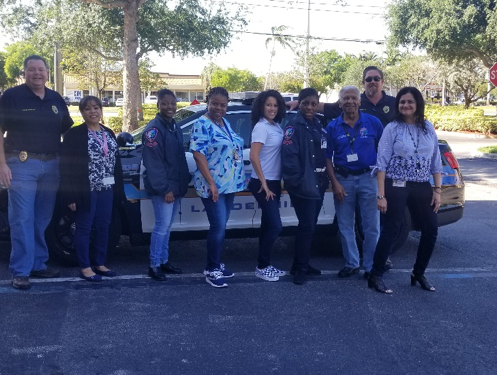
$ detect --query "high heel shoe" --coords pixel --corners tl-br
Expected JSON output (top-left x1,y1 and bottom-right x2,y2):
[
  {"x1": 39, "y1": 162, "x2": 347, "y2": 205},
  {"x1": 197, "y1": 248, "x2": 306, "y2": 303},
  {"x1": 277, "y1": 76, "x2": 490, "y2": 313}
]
[
  {"x1": 411, "y1": 273, "x2": 435, "y2": 291},
  {"x1": 368, "y1": 274, "x2": 393, "y2": 294}
]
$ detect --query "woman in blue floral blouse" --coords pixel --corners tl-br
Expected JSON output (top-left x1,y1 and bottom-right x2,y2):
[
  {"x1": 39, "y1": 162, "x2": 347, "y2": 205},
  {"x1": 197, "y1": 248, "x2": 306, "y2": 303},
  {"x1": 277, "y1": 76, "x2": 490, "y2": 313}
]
[{"x1": 190, "y1": 87, "x2": 246, "y2": 288}]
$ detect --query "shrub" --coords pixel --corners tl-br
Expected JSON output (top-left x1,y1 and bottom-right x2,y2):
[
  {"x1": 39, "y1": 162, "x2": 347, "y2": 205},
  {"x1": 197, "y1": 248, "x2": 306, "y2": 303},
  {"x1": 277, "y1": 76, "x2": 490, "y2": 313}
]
[{"x1": 425, "y1": 105, "x2": 496, "y2": 134}]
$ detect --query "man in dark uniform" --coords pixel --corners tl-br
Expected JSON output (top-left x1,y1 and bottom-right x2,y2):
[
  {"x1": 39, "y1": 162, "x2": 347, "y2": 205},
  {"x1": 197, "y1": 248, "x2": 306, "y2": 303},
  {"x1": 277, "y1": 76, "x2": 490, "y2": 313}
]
[
  {"x1": 0, "y1": 55, "x2": 73, "y2": 290},
  {"x1": 288, "y1": 66, "x2": 396, "y2": 126}
]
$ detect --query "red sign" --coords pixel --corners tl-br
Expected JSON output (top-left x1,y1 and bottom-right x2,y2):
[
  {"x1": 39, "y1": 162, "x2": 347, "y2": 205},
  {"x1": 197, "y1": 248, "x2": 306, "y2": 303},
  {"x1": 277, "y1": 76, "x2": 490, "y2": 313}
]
[
  {"x1": 490, "y1": 63, "x2": 497, "y2": 86},
  {"x1": 190, "y1": 99, "x2": 200, "y2": 105}
]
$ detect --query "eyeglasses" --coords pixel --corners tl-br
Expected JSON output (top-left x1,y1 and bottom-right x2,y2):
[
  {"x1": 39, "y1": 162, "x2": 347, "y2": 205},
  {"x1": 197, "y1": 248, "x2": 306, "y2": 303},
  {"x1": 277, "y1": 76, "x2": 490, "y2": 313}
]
[{"x1": 364, "y1": 76, "x2": 382, "y2": 83}]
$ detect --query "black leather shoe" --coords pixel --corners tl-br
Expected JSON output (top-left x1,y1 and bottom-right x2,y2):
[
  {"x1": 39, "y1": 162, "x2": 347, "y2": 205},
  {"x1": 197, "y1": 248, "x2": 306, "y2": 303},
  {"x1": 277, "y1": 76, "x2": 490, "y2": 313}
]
[
  {"x1": 290, "y1": 264, "x2": 321, "y2": 276},
  {"x1": 385, "y1": 257, "x2": 393, "y2": 270},
  {"x1": 12, "y1": 276, "x2": 31, "y2": 290},
  {"x1": 338, "y1": 267, "x2": 360, "y2": 278},
  {"x1": 94, "y1": 268, "x2": 118, "y2": 277},
  {"x1": 30, "y1": 268, "x2": 60, "y2": 278},
  {"x1": 148, "y1": 267, "x2": 166, "y2": 281},
  {"x1": 293, "y1": 269, "x2": 307, "y2": 285},
  {"x1": 306, "y1": 264, "x2": 322, "y2": 276},
  {"x1": 160, "y1": 262, "x2": 183, "y2": 274}
]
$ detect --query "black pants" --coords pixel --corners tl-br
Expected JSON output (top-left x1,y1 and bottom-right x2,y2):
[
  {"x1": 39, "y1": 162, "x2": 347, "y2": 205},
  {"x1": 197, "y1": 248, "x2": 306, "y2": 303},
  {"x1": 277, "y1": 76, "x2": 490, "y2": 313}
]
[
  {"x1": 248, "y1": 178, "x2": 282, "y2": 269},
  {"x1": 289, "y1": 181, "x2": 326, "y2": 270},
  {"x1": 372, "y1": 179, "x2": 438, "y2": 277}
]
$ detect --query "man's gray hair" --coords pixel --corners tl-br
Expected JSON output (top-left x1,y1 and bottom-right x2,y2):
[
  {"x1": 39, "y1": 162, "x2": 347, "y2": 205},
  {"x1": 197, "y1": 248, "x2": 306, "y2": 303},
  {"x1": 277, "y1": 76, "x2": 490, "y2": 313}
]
[{"x1": 339, "y1": 86, "x2": 361, "y2": 101}]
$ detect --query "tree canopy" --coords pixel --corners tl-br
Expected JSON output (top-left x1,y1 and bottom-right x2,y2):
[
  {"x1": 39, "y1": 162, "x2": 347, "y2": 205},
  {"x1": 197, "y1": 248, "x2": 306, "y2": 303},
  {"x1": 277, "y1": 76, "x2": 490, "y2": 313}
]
[
  {"x1": 0, "y1": 0, "x2": 247, "y2": 131},
  {"x1": 387, "y1": 0, "x2": 497, "y2": 68},
  {"x1": 211, "y1": 67, "x2": 261, "y2": 92}
]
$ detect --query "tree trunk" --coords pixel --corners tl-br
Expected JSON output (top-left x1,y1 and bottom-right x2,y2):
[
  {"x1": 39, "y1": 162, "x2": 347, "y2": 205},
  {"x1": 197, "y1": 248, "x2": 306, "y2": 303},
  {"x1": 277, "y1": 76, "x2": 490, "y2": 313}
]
[{"x1": 122, "y1": 0, "x2": 140, "y2": 132}]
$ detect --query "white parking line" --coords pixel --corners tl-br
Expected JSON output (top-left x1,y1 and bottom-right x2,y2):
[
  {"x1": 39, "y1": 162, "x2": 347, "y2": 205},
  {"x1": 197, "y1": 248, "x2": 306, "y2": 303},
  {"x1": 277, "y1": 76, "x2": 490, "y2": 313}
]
[{"x1": 0, "y1": 267, "x2": 493, "y2": 286}]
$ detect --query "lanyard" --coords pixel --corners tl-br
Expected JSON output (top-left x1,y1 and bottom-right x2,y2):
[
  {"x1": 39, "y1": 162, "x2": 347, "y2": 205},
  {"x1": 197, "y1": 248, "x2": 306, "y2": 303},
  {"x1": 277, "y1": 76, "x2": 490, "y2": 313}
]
[
  {"x1": 89, "y1": 126, "x2": 108, "y2": 158},
  {"x1": 406, "y1": 125, "x2": 420, "y2": 154},
  {"x1": 208, "y1": 115, "x2": 233, "y2": 142},
  {"x1": 341, "y1": 123, "x2": 359, "y2": 153}
]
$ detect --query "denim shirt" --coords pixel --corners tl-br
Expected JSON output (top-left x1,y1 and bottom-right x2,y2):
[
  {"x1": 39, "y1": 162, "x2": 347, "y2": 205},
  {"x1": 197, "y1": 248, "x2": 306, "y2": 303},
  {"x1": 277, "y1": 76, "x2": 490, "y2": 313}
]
[{"x1": 374, "y1": 120, "x2": 442, "y2": 182}]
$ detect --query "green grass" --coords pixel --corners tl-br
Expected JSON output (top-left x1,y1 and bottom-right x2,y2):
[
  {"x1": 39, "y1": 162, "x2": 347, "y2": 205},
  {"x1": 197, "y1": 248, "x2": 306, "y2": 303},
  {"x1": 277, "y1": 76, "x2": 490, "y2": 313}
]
[{"x1": 477, "y1": 145, "x2": 497, "y2": 153}]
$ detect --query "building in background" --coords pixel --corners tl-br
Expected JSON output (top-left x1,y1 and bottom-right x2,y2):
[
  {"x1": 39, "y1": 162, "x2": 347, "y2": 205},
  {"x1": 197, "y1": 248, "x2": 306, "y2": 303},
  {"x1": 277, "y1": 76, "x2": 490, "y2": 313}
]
[{"x1": 63, "y1": 72, "x2": 204, "y2": 104}]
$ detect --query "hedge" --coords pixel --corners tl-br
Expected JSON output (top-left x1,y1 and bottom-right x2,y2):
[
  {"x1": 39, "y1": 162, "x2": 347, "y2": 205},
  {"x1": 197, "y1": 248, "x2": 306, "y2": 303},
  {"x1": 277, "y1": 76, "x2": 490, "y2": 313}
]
[{"x1": 425, "y1": 105, "x2": 497, "y2": 134}]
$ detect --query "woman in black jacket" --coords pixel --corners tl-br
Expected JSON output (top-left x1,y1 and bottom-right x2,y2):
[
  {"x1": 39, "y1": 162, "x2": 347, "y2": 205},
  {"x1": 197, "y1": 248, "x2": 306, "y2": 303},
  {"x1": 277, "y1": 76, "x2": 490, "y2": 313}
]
[
  {"x1": 60, "y1": 96, "x2": 124, "y2": 282},
  {"x1": 281, "y1": 88, "x2": 329, "y2": 285},
  {"x1": 142, "y1": 89, "x2": 190, "y2": 281}
]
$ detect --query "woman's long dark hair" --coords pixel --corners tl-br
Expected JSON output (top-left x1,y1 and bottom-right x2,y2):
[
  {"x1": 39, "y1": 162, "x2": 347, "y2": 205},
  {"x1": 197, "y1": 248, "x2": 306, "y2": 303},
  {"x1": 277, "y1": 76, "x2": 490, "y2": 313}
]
[
  {"x1": 395, "y1": 86, "x2": 426, "y2": 131},
  {"x1": 251, "y1": 90, "x2": 286, "y2": 127}
]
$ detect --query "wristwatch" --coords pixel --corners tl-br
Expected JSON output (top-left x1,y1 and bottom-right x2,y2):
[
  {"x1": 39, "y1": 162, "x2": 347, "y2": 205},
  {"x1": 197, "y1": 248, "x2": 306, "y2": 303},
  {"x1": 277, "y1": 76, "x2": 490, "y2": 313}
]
[{"x1": 377, "y1": 195, "x2": 385, "y2": 200}]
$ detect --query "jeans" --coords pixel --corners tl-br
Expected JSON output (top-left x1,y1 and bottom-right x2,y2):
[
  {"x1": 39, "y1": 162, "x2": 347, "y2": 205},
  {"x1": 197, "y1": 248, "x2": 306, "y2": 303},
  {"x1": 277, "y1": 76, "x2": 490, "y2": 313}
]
[
  {"x1": 248, "y1": 178, "x2": 283, "y2": 269},
  {"x1": 150, "y1": 195, "x2": 180, "y2": 267},
  {"x1": 289, "y1": 179, "x2": 325, "y2": 270},
  {"x1": 7, "y1": 157, "x2": 60, "y2": 277},
  {"x1": 73, "y1": 188, "x2": 114, "y2": 269},
  {"x1": 334, "y1": 172, "x2": 379, "y2": 271},
  {"x1": 372, "y1": 179, "x2": 438, "y2": 277},
  {"x1": 201, "y1": 193, "x2": 235, "y2": 271}
]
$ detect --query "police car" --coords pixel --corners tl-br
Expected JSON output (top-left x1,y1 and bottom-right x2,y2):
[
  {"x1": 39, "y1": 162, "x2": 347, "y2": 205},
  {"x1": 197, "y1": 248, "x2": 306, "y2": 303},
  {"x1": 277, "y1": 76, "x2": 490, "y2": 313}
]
[{"x1": 0, "y1": 101, "x2": 465, "y2": 265}]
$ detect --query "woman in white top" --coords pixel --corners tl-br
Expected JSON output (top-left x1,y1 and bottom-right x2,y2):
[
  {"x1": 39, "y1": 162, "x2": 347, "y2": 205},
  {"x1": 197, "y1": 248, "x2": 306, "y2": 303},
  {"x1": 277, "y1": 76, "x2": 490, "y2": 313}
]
[{"x1": 249, "y1": 90, "x2": 287, "y2": 281}]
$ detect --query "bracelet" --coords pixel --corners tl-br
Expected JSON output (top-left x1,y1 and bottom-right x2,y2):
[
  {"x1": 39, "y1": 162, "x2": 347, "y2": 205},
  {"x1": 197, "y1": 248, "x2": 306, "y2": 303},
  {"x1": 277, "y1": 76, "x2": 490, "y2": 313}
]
[
  {"x1": 434, "y1": 186, "x2": 441, "y2": 190},
  {"x1": 377, "y1": 195, "x2": 385, "y2": 200},
  {"x1": 433, "y1": 191, "x2": 441, "y2": 195}
]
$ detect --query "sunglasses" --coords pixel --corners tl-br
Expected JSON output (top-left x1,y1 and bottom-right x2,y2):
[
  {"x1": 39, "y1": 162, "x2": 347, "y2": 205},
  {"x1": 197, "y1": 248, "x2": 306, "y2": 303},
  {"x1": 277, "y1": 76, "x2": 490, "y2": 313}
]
[{"x1": 364, "y1": 76, "x2": 382, "y2": 82}]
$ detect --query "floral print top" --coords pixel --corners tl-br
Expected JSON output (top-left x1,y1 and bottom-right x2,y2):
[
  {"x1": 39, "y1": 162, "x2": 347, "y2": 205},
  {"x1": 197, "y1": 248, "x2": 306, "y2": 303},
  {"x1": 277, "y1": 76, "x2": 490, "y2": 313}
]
[
  {"x1": 87, "y1": 127, "x2": 118, "y2": 191},
  {"x1": 190, "y1": 115, "x2": 246, "y2": 198}
]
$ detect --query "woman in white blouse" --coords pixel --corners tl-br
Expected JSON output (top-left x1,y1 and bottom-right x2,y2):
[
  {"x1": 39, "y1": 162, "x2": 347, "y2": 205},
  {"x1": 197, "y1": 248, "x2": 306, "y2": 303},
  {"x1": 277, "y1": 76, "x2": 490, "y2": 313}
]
[{"x1": 369, "y1": 87, "x2": 442, "y2": 294}]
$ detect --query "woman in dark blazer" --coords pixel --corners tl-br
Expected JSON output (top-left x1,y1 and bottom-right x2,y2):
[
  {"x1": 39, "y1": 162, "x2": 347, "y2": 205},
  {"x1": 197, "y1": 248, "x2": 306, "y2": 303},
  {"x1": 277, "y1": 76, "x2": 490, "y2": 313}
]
[{"x1": 59, "y1": 96, "x2": 124, "y2": 282}]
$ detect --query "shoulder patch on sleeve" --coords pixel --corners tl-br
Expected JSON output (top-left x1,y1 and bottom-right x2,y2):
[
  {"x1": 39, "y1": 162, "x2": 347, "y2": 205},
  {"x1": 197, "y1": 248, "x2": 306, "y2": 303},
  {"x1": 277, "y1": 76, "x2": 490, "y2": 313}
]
[
  {"x1": 145, "y1": 127, "x2": 159, "y2": 147},
  {"x1": 283, "y1": 126, "x2": 295, "y2": 145}
]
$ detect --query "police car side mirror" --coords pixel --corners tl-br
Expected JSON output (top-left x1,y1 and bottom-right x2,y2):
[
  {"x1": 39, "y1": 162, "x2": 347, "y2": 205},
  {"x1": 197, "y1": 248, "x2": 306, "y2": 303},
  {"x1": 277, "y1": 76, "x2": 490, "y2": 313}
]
[{"x1": 116, "y1": 132, "x2": 133, "y2": 147}]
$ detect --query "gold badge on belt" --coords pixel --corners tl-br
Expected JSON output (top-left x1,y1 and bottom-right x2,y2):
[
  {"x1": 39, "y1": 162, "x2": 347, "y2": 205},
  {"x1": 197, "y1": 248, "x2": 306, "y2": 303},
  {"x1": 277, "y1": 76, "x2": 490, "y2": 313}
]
[{"x1": 19, "y1": 151, "x2": 28, "y2": 162}]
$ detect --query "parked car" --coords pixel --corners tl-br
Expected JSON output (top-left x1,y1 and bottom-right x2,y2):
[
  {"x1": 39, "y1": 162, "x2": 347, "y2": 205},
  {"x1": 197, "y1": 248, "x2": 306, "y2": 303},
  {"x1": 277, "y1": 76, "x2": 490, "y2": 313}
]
[
  {"x1": 0, "y1": 101, "x2": 465, "y2": 265},
  {"x1": 102, "y1": 97, "x2": 110, "y2": 107},
  {"x1": 115, "y1": 98, "x2": 124, "y2": 107},
  {"x1": 144, "y1": 96, "x2": 157, "y2": 104}
]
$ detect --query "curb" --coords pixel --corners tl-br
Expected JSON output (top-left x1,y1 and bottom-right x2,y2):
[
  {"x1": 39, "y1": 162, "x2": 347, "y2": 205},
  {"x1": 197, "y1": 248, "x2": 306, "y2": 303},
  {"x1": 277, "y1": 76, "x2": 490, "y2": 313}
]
[
  {"x1": 471, "y1": 151, "x2": 497, "y2": 160},
  {"x1": 435, "y1": 130, "x2": 497, "y2": 139}
]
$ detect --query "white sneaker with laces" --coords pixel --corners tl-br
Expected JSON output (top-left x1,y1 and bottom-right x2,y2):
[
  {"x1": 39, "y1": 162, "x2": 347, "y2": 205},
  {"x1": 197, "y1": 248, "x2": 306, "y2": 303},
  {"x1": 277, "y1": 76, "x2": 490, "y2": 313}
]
[{"x1": 268, "y1": 265, "x2": 286, "y2": 277}]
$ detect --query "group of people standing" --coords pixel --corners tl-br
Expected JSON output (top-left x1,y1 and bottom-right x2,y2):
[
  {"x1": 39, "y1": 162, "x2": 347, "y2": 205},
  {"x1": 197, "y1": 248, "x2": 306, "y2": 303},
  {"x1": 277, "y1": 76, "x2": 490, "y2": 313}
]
[
  {"x1": 177, "y1": 66, "x2": 442, "y2": 292},
  {"x1": 0, "y1": 55, "x2": 441, "y2": 294}
]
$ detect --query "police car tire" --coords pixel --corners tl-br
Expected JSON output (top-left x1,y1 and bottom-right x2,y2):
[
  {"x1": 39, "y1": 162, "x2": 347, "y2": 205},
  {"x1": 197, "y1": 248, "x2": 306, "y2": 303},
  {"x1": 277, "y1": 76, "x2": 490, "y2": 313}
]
[{"x1": 46, "y1": 203, "x2": 122, "y2": 266}]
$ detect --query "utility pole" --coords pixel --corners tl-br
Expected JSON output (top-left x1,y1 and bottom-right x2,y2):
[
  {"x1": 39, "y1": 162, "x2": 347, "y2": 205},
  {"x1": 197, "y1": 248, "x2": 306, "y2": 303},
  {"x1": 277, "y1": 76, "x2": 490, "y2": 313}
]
[{"x1": 303, "y1": 0, "x2": 310, "y2": 88}]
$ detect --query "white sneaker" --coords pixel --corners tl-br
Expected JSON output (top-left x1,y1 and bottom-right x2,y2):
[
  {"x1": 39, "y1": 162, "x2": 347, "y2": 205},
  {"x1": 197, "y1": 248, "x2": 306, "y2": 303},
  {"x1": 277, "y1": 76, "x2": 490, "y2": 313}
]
[
  {"x1": 255, "y1": 266, "x2": 279, "y2": 282},
  {"x1": 268, "y1": 265, "x2": 286, "y2": 277}
]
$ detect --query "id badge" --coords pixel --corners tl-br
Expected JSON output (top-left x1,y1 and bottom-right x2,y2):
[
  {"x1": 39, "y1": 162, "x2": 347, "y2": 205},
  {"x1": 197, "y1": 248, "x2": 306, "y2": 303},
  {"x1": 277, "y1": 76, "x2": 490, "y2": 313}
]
[
  {"x1": 392, "y1": 180, "x2": 406, "y2": 187},
  {"x1": 347, "y1": 153, "x2": 358, "y2": 162},
  {"x1": 102, "y1": 176, "x2": 115, "y2": 185},
  {"x1": 321, "y1": 138, "x2": 327, "y2": 149}
]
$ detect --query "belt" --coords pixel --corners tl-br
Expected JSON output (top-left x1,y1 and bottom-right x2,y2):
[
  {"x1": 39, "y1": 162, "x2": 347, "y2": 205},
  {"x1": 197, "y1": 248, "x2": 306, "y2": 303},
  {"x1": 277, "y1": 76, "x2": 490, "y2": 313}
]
[
  {"x1": 334, "y1": 165, "x2": 370, "y2": 177},
  {"x1": 7, "y1": 151, "x2": 58, "y2": 162},
  {"x1": 314, "y1": 167, "x2": 326, "y2": 173}
]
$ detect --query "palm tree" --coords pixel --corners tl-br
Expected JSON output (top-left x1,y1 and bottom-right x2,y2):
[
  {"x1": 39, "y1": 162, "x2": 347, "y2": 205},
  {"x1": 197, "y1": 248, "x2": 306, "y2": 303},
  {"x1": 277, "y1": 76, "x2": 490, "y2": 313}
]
[{"x1": 265, "y1": 25, "x2": 294, "y2": 89}]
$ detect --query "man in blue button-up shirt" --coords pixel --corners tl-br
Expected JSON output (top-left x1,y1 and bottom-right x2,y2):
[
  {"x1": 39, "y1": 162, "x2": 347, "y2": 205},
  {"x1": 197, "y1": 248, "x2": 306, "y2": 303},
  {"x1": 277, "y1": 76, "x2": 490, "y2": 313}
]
[{"x1": 325, "y1": 86, "x2": 383, "y2": 279}]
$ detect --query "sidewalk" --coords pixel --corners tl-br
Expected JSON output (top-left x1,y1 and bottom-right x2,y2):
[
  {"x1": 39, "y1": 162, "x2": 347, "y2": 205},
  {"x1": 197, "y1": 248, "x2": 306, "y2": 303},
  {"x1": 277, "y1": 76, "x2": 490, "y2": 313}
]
[{"x1": 435, "y1": 130, "x2": 497, "y2": 160}]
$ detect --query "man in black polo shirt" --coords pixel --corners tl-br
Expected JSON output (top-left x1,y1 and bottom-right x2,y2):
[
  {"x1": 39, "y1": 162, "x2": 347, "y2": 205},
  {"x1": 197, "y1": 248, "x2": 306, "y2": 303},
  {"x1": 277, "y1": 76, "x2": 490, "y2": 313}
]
[{"x1": 0, "y1": 55, "x2": 73, "y2": 290}]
